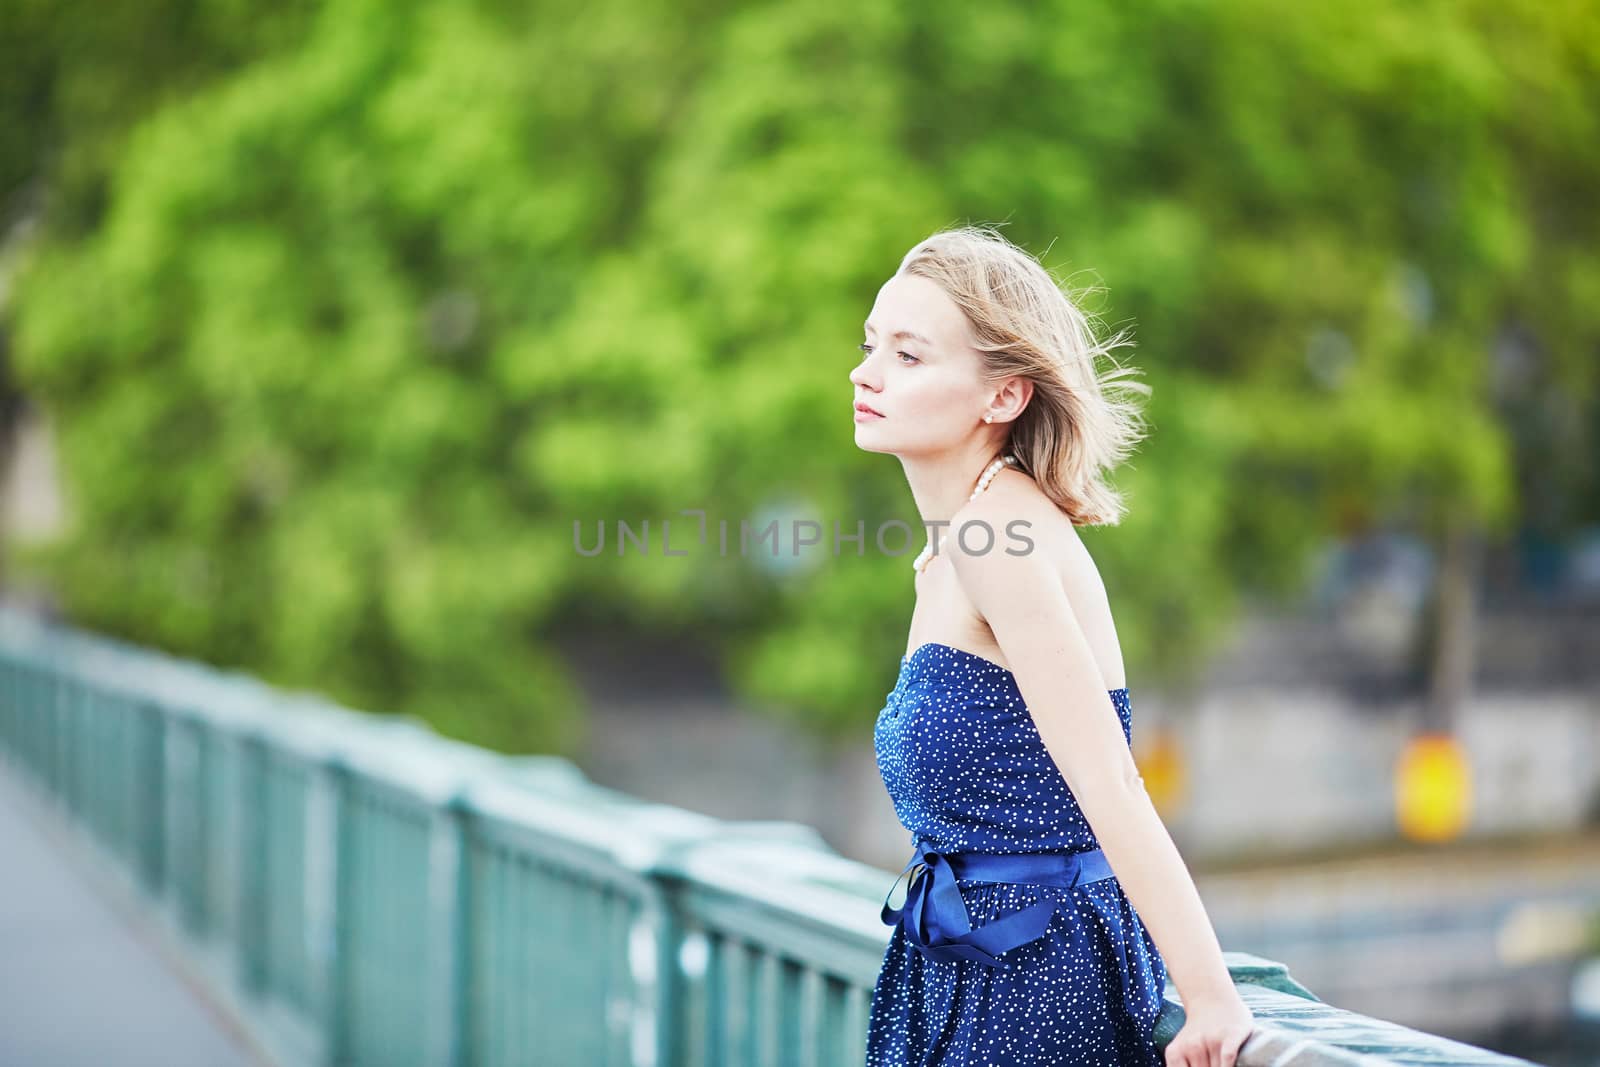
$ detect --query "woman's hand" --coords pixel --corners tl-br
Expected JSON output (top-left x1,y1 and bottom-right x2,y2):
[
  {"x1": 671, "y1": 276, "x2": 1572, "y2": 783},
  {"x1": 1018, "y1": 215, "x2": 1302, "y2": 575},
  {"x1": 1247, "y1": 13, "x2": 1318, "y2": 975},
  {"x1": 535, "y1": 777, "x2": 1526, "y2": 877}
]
[{"x1": 1165, "y1": 989, "x2": 1257, "y2": 1067}]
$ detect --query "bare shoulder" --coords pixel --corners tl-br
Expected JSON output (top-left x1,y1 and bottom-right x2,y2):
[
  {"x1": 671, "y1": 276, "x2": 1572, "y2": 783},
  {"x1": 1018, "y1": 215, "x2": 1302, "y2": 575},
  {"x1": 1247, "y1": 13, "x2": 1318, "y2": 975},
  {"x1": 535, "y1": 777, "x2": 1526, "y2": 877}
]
[
  {"x1": 948, "y1": 469, "x2": 1127, "y2": 688},
  {"x1": 947, "y1": 468, "x2": 1076, "y2": 576}
]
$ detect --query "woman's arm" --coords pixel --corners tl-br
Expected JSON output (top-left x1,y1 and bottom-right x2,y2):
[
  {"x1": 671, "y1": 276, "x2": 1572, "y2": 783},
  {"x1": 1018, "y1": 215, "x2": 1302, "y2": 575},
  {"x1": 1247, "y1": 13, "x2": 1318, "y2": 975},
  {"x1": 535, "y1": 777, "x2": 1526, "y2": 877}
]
[{"x1": 945, "y1": 501, "x2": 1240, "y2": 1017}]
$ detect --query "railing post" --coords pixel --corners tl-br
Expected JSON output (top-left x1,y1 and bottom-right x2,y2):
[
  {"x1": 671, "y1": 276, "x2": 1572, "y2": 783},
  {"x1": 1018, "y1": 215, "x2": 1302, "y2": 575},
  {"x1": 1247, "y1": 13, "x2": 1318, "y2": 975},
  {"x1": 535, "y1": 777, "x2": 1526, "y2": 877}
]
[
  {"x1": 323, "y1": 759, "x2": 353, "y2": 1067},
  {"x1": 650, "y1": 888, "x2": 683, "y2": 1067},
  {"x1": 137, "y1": 701, "x2": 167, "y2": 895},
  {"x1": 424, "y1": 794, "x2": 468, "y2": 1067},
  {"x1": 50, "y1": 670, "x2": 68, "y2": 802},
  {"x1": 236, "y1": 735, "x2": 269, "y2": 995},
  {"x1": 304, "y1": 755, "x2": 344, "y2": 1066},
  {"x1": 165, "y1": 716, "x2": 200, "y2": 933}
]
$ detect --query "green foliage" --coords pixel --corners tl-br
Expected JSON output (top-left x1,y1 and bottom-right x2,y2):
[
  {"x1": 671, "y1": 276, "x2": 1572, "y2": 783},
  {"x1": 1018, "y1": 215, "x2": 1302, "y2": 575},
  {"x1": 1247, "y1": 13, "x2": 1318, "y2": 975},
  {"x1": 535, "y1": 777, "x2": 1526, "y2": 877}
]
[
  {"x1": 0, "y1": 0, "x2": 318, "y2": 236},
  {"x1": 5, "y1": 0, "x2": 1597, "y2": 751}
]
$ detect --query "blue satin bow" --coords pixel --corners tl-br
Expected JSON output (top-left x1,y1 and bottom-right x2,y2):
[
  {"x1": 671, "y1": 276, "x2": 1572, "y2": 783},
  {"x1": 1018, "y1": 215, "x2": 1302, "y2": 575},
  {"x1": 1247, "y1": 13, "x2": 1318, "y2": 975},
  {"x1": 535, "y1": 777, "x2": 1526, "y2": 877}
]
[{"x1": 880, "y1": 835, "x2": 1117, "y2": 968}]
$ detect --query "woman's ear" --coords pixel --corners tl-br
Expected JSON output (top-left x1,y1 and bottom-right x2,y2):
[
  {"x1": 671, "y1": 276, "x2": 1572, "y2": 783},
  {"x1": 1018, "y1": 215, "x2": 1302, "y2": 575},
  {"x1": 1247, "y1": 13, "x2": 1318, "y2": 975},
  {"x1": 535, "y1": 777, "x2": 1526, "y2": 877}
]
[{"x1": 995, "y1": 376, "x2": 1033, "y2": 421}]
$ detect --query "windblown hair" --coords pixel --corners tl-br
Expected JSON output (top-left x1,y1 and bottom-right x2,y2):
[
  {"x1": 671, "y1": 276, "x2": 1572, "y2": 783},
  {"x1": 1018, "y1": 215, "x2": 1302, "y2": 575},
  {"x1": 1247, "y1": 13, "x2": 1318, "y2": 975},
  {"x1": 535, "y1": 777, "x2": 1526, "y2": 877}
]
[{"x1": 898, "y1": 224, "x2": 1151, "y2": 526}]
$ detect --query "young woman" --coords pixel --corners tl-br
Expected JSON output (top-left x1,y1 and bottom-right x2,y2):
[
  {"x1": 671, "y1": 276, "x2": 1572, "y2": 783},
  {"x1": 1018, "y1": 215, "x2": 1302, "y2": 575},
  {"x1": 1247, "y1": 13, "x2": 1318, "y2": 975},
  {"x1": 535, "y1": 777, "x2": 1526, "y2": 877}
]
[{"x1": 854, "y1": 226, "x2": 1256, "y2": 1067}]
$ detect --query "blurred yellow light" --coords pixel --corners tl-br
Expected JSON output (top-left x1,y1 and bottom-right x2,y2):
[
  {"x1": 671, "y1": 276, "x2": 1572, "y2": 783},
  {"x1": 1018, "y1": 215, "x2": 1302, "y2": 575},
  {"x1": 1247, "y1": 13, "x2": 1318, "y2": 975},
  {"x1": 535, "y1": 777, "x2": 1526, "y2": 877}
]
[
  {"x1": 1394, "y1": 732, "x2": 1472, "y2": 843},
  {"x1": 1135, "y1": 727, "x2": 1186, "y2": 816}
]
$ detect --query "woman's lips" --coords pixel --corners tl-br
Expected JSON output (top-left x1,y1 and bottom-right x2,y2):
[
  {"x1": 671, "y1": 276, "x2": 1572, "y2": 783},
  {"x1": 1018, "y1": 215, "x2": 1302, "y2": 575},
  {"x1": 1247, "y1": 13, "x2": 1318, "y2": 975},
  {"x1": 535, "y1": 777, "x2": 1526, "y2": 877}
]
[{"x1": 855, "y1": 403, "x2": 884, "y2": 421}]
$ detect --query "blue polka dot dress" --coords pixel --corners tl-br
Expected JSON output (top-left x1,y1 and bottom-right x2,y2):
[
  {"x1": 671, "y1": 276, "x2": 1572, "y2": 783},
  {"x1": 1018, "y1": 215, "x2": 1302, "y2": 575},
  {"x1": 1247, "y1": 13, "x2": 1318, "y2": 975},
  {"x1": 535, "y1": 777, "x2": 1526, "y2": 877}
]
[{"x1": 867, "y1": 642, "x2": 1169, "y2": 1066}]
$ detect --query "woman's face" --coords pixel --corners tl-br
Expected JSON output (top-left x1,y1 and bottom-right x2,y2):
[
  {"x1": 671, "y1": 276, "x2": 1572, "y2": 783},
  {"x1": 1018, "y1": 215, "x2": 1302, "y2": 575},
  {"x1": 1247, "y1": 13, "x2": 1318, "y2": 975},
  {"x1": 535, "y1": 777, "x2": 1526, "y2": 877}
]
[{"x1": 851, "y1": 272, "x2": 989, "y2": 456}]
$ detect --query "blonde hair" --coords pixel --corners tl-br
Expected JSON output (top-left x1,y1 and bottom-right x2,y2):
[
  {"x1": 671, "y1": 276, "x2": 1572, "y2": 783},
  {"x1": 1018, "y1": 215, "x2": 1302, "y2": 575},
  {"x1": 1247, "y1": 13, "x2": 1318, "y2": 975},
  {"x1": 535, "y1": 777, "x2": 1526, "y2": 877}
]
[{"x1": 898, "y1": 224, "x2": 1152, "y2": 526}]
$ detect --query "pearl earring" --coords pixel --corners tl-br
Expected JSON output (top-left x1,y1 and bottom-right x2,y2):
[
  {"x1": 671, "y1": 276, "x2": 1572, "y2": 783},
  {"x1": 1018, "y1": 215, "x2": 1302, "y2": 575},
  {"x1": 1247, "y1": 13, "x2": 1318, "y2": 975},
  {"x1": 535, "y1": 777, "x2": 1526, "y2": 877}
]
[{"x1": 983, "y1": 415, "x2": 993, "y2": 423}]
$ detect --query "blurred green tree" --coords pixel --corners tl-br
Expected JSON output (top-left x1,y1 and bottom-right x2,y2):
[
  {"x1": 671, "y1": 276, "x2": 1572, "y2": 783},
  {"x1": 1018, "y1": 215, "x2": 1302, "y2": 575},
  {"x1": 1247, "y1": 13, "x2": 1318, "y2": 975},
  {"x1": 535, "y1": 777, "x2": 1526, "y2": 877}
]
[
  {"x1": 0, "y1": 0, "x2": 318, "y2": 592},
  {"x1": 4, "y1": 0, "x2": 1596, "y2": 753}
]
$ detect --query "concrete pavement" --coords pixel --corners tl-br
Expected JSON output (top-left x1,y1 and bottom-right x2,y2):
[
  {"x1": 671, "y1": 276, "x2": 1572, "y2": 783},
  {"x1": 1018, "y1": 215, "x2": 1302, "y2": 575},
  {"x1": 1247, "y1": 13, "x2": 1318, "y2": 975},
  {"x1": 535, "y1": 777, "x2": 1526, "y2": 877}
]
[{"x1": 0, "y1": 765, "x2": 264, "y2": 1067}]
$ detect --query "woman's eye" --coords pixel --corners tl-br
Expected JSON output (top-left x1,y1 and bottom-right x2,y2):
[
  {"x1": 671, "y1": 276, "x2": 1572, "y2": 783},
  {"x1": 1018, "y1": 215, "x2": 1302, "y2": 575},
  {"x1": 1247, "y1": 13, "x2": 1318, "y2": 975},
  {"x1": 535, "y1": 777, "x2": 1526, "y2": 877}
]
[{"x1": 859, "y1": 342, "x2": 918, "y2": 365}]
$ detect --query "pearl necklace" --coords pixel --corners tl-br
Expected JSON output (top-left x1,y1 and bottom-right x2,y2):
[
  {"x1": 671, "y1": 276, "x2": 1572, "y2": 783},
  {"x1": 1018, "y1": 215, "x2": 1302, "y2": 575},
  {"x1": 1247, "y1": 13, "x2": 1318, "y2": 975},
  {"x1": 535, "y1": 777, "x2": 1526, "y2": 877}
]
[{"x1": 912, "y1": 454, "x2": 1019, "y2": 574}]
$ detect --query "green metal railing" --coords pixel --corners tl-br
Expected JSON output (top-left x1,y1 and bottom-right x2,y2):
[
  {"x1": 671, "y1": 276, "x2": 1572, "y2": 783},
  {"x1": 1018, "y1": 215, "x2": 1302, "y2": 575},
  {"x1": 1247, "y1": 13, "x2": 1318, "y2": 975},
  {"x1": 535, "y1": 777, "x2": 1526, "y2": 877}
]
[
  {"x1": 0, "y1": 606, "x2": 1547, "y2": 1067},
  {"x1": 0, "y1": 607, "x2": 890, "y2": 1067}
]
